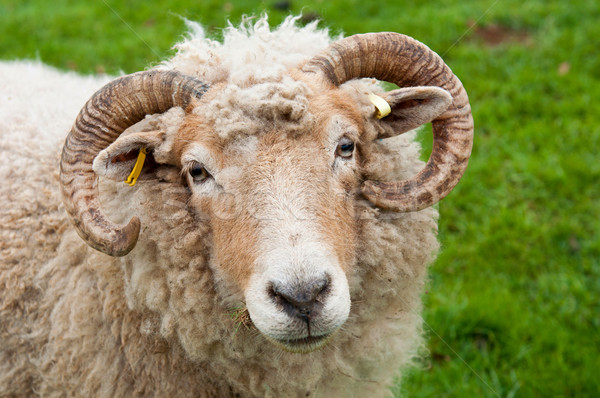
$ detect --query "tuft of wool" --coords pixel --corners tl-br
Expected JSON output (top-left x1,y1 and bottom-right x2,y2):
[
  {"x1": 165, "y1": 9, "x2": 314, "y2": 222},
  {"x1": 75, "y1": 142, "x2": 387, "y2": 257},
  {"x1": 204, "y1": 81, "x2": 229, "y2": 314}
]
[
  {"x1": 1, "y1": 15, "x2": 439, "y2": 397},
  {"x1": 162, "y1": 15, "x2": 334, "y2": 141},
  {"x1": 164, "y1": 15, "x2": 334, "y2": 85}
]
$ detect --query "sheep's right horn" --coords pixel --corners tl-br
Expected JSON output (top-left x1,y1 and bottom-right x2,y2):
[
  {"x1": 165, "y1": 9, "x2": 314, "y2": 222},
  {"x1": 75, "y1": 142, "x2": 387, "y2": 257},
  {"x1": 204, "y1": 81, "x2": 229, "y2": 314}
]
[
  {"x1": 303, "y1": 33, "x2": 474, "y2": 212},
  {"x1": 60, "y1": 70, "x2": 208, "y2": 256}
]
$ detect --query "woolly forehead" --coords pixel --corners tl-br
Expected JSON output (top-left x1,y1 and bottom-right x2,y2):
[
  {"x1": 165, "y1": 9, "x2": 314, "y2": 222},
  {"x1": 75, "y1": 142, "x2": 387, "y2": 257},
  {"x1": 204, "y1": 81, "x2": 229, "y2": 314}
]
[{"x1": 175, "y1": 77, "x2": 364, "y2": 167}]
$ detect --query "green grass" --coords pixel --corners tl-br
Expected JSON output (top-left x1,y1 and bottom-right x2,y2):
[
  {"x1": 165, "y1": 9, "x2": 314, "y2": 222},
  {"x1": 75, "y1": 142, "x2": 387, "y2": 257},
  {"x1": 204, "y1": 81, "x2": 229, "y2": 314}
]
[{"x1": 1, "y1": 0, "x2": 598, "y2": 396}]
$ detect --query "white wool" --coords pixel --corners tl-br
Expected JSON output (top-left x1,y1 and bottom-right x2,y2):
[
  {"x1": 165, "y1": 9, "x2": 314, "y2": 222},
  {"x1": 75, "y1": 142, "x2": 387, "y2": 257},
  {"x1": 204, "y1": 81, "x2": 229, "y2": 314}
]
[{"x1": 164, "y1": 15, "x2": 334, "y2": 85}]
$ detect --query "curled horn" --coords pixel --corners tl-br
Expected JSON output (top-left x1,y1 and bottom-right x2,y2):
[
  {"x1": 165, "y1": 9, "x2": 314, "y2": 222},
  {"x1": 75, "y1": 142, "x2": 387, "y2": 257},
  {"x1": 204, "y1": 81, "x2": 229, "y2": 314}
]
[
  {"x1": 60, "y1": 70, "x2": 209, "y2": 256},
  {"x1": 303, "y1": 32, "x2": 474, "y2": 212}
]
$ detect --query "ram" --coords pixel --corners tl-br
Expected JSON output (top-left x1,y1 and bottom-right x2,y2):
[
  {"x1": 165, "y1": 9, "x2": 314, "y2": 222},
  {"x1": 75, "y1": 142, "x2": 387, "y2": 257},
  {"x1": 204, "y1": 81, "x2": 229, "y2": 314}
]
[{"x1": 0, "y1": 17, "x2": 473, "y2": 397}]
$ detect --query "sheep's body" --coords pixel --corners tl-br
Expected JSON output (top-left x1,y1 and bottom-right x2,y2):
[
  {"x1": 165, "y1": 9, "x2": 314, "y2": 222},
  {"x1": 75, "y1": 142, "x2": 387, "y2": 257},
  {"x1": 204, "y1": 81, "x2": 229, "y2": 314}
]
[{"x1": 0, "y1": 17, "x2": 440, "y2": 397}]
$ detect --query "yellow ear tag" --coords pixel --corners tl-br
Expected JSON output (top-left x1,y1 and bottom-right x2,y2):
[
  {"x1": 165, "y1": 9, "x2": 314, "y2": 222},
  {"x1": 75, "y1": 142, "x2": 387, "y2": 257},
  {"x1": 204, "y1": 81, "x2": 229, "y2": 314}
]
[
  {"x1": 368, "y1": 93, "x2": 391, "y2": 119},
  {"x1": 124, "y1": 147, "x2": 148, "y2": 187}
]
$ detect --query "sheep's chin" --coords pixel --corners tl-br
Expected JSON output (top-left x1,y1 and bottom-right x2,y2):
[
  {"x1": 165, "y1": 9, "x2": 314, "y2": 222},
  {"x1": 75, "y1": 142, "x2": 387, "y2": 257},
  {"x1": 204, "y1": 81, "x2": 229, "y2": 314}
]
[{"x1": 265, "y1": 331, "x2": 336, "y2": 354}]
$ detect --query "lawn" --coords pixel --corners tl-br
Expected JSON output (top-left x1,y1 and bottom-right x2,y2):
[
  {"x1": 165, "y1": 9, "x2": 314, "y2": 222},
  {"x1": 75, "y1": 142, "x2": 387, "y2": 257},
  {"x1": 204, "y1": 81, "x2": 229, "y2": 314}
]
[{"x1": 1, "y1": 0, "x2": 598, "y2": 396}]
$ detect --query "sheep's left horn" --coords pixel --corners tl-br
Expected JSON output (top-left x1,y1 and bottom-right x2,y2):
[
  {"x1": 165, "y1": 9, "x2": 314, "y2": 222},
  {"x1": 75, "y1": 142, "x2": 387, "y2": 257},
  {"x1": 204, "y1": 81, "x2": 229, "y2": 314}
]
[
  {"x1": 60, "y1": 70, "x2": 208, "y2": 256},
  {"x1": 303, "y1": 32, "x2": 473, "y2": 212}
]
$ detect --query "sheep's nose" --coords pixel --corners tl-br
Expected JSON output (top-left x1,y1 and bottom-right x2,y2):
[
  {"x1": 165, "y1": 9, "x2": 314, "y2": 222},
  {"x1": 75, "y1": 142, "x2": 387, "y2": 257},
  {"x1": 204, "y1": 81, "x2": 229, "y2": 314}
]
[{"x1": 269, "y1": 277, "x2": 330, "y2": 321}]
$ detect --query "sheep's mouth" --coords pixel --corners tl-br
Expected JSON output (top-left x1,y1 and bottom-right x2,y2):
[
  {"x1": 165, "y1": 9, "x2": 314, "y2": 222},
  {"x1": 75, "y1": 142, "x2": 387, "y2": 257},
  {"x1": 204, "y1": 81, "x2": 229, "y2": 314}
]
[{"x1": 271, "y1": 333, "x2": 332, "y2": 353}]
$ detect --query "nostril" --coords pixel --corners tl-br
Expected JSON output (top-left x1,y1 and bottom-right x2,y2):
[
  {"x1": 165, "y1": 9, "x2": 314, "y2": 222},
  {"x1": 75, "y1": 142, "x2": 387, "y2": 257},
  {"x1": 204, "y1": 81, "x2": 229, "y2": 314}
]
[
  {"x1": 307, "y1": 277, "x2": 329, "y2": 303},
  {"x1": 269, "y1": 276, "x2": 330, "y2": 319}
]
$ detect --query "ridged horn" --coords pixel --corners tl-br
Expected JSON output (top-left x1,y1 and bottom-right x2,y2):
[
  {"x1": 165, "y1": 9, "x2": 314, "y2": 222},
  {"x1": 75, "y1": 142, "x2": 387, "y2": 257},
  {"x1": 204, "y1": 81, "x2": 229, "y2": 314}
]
[
  {"x1": 60, "y1": 70, "x2": 209, "y2": 256},
  {"x1": 303, "y1": 32, "x2": 474, "y2": 212}
]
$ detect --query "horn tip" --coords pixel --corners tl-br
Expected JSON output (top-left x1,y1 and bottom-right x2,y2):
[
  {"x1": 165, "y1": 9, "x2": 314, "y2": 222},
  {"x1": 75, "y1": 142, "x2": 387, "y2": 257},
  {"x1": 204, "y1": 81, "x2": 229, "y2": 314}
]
[
  {"x1": 86, "y1": 216, "x2": 141, "y2": 257},
  {"x1": 109, "y1": 216, "x2": 141, "y2": 257}
]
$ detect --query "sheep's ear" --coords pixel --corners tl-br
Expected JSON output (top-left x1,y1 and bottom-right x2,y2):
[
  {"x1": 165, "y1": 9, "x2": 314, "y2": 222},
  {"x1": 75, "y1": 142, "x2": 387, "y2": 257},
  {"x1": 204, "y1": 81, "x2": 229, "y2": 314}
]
[
  {"x1": 374, "y1": 86, "x2": 452, "y2": 137},
  {"x1": 92, "y1": 130, "x2": 177, "y2": 183}
]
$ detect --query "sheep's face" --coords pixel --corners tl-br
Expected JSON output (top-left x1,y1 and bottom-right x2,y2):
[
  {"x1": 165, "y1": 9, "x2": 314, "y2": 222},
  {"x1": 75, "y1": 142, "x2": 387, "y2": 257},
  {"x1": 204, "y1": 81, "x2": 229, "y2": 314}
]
[
  {"x1": 174, "y1": 82, "x2": 363, "y2": 352},
  {"x1": 91, "y1": 71, "x2": 456, "y2": 353}
]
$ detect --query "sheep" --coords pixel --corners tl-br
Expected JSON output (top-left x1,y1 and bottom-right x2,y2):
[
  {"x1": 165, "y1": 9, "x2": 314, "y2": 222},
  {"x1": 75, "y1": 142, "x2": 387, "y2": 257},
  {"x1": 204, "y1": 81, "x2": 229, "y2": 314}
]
[{"x1": 0, "y1": 16, "x2": 473, "y2": 397}]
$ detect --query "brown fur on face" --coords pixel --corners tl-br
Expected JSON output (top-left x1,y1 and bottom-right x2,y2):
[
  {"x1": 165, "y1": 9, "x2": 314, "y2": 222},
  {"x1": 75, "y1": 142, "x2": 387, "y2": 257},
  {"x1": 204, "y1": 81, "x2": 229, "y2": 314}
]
[{"x1": 175, "y1": 78, "x2": 365, "y2": 291}]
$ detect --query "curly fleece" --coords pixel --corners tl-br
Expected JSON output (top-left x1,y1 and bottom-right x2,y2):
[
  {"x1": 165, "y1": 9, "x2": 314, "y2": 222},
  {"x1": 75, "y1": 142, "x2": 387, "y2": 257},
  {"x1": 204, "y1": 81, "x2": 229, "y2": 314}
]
[{"x1": 0, "y1": 16, "x2": 439, "y2": 397}]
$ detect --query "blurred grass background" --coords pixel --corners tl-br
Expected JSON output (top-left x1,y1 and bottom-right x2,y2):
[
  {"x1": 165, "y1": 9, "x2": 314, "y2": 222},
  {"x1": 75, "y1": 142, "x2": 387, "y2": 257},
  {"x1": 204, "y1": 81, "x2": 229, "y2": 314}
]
[{"x1": 1, "y1": 0, "x2": 598, "y2": 396}]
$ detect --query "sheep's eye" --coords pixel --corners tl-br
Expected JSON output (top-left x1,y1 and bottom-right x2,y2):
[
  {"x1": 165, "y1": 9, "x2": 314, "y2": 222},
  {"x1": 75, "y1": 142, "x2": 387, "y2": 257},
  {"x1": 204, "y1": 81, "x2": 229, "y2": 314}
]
[
  {"x1": 188, "y1": 164, "x2": 210, "y2": 183},
  {"x1": 336, "y1": 137, "x2": 355, "y2": 159}
]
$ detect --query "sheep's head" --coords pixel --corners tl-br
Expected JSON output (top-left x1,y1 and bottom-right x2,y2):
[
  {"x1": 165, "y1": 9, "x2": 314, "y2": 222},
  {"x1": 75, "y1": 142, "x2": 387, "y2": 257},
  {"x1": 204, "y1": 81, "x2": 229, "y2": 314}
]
[{"x1": 60, "y1": 33, "x2": 473, "y2": 353}]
